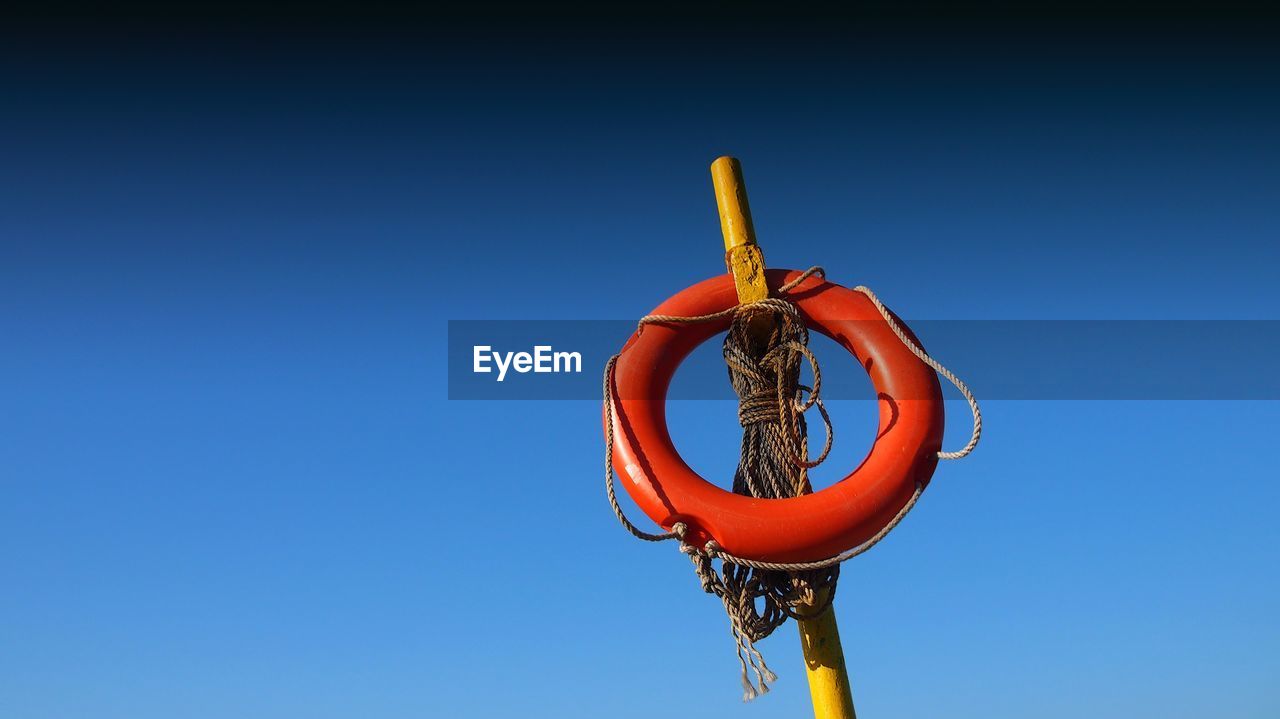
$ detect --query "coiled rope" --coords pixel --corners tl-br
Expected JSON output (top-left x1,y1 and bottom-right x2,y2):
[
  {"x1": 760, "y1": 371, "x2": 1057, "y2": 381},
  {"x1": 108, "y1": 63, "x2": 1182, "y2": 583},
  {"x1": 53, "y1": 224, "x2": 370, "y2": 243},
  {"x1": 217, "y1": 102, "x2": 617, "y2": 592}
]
[{"x1": 603, "y1": 267, "x2": 980, "y2": 699}]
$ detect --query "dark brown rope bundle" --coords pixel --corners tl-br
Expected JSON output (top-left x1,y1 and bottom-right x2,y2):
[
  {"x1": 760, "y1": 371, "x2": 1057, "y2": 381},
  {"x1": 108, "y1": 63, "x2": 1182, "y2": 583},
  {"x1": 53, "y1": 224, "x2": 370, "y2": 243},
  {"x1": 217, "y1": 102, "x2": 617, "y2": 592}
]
[{"x1": 685, "y1": 294, "x2": 839, "y2": 700}]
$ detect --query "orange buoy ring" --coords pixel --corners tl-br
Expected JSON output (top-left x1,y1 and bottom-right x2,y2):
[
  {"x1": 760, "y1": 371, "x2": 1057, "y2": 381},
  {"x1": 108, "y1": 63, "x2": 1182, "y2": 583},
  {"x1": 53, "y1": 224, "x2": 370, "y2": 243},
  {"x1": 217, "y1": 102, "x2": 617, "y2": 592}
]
[{"x1": 606, "y1": 268, "x2": 945, "y2": 564}]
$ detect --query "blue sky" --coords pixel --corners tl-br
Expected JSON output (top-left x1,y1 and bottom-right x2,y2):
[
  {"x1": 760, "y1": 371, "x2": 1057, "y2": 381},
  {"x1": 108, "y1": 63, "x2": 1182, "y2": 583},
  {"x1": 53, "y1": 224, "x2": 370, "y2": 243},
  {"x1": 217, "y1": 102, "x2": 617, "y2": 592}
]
[{"x1": 2, "y1": 16, "x2": 1278, "y2": 719}]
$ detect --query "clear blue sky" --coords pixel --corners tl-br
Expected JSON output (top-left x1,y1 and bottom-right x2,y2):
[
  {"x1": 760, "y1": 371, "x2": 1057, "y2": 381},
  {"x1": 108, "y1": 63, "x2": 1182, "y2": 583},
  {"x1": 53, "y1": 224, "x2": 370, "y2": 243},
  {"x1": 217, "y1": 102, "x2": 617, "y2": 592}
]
[{"x1": 2, "y1": 12, "x2": 1278, "y2": 719}]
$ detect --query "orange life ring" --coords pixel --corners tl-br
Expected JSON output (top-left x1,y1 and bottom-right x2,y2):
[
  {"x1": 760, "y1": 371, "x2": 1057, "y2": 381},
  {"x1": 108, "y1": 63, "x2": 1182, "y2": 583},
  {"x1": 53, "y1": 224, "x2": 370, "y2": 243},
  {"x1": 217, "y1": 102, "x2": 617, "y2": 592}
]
[{"x1": 606, "y1": 268, "x2": 945, "y2": 564}]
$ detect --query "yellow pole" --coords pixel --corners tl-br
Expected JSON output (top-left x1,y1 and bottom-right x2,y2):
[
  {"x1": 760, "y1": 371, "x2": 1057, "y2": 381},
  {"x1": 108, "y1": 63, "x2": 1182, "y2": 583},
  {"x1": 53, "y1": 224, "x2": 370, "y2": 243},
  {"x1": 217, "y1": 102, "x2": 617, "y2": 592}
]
[
  {"x1": 797, "y1": 602, "x2": 857, "y2": 718},
  {"x1": 711, "y1": 157, "x2": 768, "y2": 304},
  {"x1": 710, "y1": 156, "x2": 857, "y2": 719}
]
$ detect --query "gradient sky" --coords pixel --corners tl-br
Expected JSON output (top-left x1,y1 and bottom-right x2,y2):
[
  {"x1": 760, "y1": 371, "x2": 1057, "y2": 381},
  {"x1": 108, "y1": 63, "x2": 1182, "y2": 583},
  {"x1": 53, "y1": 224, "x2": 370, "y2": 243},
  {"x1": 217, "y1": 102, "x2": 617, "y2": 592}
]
[{"x1": 2, "y1": 7, "x2": 1278, "y2": 719}]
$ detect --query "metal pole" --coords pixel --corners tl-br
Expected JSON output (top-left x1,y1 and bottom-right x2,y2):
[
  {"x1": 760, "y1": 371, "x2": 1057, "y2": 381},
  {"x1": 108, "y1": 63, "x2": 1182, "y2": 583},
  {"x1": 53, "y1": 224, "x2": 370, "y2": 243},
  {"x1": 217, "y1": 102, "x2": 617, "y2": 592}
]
[{"x1": 710, "y1": 156, "x2": 858, "y2": 719}]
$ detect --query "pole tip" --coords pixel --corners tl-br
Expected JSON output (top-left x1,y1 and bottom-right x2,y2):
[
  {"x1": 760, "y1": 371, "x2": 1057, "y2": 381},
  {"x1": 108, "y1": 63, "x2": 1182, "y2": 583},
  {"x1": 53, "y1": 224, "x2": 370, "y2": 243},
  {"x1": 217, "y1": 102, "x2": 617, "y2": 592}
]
[{"x1": 711, "y1": 155, "x2": 740, "y2": 172}]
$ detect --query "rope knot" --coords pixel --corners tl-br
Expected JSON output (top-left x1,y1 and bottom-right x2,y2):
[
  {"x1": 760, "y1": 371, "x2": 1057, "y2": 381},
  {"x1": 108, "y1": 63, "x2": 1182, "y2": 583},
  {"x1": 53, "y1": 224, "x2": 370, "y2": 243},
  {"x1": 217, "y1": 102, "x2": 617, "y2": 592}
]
[{"x1": 736, "y1": 390, "x2": 780, "y2": 427}]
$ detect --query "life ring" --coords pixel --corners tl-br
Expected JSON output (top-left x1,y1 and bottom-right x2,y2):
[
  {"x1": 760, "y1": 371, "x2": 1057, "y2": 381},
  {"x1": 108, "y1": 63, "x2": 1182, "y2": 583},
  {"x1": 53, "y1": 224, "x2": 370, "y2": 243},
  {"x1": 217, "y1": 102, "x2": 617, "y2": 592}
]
[{"x1": 606, "y1": 268, "x2": 945, "y2": 564}]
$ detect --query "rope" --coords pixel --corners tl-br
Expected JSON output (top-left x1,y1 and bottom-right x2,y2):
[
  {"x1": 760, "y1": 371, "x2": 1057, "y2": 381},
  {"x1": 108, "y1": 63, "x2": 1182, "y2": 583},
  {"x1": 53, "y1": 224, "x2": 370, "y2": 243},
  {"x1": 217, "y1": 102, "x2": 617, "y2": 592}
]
[
  {"x1": 851, "y1": 284, "x2": 982, "y2": 459},
  {"x1": 602, "y1": 267, "x2": 980, "y2": 698}
]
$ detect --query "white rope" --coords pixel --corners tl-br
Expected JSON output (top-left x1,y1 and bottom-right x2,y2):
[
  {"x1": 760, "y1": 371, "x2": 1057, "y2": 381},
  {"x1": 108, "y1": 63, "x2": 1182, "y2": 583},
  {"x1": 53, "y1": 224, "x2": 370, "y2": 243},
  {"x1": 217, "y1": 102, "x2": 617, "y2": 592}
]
[{"x1": 852, "y1": 284, "x2": 983, "y2": 460}]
